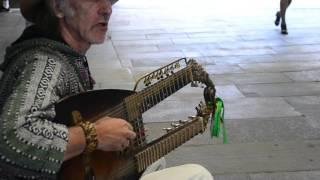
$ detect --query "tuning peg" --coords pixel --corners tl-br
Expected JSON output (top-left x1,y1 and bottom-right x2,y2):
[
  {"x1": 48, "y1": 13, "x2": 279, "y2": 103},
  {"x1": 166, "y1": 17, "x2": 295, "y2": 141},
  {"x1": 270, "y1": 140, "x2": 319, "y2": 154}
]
[
  {"x1": 144, "y1": 78, "x2": 152, "y2": 86},
  {"x1": 162, "y1": 127, "x2": 173, "y2": 132},
  {"x1": 195, "y1": 106, "x2": 200, "y2": 112},
  {"x1": 197, "y1": 102, "x2": 204, "y2": 109},
  {"x1": 170, "y1": 65, "x2": 175, "y2": 71},
  {"x1": 191, "y1": 81, "x2": 199, "y2": 87},
  {"x1": 179, "y1": 120, "x2": 189, "y2": 124},
  {"x1": 171, "y1": 122, "x2": 181, "y2": 128}
]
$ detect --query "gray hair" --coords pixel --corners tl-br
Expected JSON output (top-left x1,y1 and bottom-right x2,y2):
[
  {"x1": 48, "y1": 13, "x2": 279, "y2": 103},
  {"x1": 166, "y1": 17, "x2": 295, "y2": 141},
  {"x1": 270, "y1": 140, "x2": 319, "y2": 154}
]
[
  {"x1": 30, "y1": 0, "x2": 70, "y2": 39},
  {"x1": 55, "y1": 0, "x2": 75, "y2": 17},
  {"x1": 31, "y1": 0, "x2": 58, "y2": 28},
  {"x1": 35, "y1": 0, "x2": 75, "y2": 27}
]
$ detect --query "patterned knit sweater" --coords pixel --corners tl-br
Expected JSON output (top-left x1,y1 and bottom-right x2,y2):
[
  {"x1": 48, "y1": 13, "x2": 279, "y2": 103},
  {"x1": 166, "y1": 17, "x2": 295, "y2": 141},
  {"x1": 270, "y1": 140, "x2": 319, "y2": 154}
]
[{"x1": 0, "y1": 36, "x2": 94, "y2": 179}]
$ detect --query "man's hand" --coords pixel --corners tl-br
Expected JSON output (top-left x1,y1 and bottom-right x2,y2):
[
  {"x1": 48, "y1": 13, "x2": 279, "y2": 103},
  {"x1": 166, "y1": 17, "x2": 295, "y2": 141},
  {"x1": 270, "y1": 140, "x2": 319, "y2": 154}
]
[{"x1": 94, "y1": 117, "x2": 136, "y2": 151}]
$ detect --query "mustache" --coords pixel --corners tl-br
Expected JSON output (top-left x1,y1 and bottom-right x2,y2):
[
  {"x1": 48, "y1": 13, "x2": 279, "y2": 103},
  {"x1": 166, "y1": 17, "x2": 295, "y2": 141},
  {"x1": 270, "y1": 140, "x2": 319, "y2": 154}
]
[
  {"x1": 97, "y1": 15, "x2": 110, "y2": 24},
  {"x1": 104, "y1": 14, "x2": 111, "y2": 21}
]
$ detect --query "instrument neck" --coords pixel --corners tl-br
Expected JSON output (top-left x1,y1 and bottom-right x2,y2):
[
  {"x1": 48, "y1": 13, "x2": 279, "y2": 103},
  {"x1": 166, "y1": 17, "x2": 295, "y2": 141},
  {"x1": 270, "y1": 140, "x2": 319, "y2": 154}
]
[{"x1": 134, "y1": 118, "x2": 205, "y2": 172}]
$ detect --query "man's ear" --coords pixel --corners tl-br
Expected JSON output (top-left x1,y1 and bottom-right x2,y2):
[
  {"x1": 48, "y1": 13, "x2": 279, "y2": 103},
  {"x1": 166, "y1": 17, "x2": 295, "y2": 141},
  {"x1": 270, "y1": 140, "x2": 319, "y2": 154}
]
[{"x1": 49, "y1": 0, "x2": 65, "y2": 18}]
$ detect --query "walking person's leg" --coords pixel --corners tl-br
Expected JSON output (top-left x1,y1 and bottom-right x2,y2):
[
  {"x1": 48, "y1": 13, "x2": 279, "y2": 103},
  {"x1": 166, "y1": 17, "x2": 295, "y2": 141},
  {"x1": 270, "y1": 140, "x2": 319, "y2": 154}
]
[
  {"x1": 275, "y1": 0, "x2": 292, "y2": 34},
  {"x1": 280, "y1": 0, "x2": 292, "y2": 34}
]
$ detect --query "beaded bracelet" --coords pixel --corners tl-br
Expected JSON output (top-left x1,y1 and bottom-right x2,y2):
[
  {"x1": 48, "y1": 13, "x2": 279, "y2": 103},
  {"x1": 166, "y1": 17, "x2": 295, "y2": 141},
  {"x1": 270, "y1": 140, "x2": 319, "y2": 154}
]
[{"x1": 78, "y1": 121, "x2": 98, "y2": 154}]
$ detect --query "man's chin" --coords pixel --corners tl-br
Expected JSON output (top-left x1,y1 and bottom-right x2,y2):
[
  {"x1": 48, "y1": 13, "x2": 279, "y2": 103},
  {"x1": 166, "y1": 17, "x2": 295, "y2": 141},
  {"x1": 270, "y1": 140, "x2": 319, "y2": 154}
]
[
  {"x1": 91, "y1": 35, "x2": 107, "y2": 44},
  {"x1": 94, "y1": 40, "x2": 106, "y2": 44}
]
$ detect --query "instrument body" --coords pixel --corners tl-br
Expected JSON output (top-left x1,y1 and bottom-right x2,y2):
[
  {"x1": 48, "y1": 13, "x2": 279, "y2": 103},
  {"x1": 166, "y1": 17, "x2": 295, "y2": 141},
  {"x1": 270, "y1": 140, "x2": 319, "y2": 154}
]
[
  {"x1": 56, "y1": 89, "x2": 143, "y2": 180},
  {"x1": 56, "y1": 59, "x2": 216, "y2": 180}
]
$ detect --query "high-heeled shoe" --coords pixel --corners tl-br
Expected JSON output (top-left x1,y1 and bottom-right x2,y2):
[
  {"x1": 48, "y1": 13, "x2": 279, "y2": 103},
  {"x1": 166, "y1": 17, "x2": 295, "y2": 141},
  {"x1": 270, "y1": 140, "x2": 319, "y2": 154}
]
[
  {"x1": 274, "y1": 12, "x2": 280, "y2": 26},
  {"x1": 0, "y1": 6, "x2": 10, "y2": 12},
  {"x1": 281, "y1": 24, "x2": 288, "y2": 35}
]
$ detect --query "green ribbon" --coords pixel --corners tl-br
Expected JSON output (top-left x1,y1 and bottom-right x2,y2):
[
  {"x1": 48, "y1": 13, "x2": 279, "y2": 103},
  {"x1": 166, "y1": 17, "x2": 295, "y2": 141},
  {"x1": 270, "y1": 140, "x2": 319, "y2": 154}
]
[{"x1": 209, "y1": 97, "x2": 228, "y2": 144}]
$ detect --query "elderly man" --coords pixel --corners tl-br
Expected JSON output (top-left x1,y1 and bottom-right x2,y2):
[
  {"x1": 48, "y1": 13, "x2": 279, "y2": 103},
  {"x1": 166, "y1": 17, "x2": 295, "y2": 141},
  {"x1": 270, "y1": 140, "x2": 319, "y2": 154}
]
[
  {"x1": 0, "y1": 0, "x2": 214, "y2": 179},
  {"x1": 274, "y1": 0, "x2": 292, "y2": 34}
]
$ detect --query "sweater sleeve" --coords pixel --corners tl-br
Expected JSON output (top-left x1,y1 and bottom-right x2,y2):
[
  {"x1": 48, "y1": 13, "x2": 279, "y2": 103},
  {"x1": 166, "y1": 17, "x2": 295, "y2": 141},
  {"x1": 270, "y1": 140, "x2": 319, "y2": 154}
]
[{"x1": 0, "y1": 50, "x2": 71, "y2": 178}]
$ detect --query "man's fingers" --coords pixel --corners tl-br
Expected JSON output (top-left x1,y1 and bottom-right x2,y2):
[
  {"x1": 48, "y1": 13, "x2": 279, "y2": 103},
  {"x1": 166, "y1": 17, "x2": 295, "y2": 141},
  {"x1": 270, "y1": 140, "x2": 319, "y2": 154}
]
[
  {"x1": 120, "y1": 139, "x2": 130, "y2": 151},
  {"x1": 126, "y1": 130, "x2": 136, "y2": 140},
  {"x1": 119, "y1": 122, "x2": 136, "y2": 140},
  {"x1": 124, "y1": 139, "x2": 130, "y2": 147},
  {"x1": 125, "y1": 123, "x2": 134, "y2": 131}
]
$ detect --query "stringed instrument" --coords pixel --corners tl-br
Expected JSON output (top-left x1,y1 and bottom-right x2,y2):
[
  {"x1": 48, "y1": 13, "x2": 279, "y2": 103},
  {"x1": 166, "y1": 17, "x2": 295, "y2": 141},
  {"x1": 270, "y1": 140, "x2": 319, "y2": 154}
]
[{"x1": 56, "y1": 58, "x2": 216, "y2": 180}]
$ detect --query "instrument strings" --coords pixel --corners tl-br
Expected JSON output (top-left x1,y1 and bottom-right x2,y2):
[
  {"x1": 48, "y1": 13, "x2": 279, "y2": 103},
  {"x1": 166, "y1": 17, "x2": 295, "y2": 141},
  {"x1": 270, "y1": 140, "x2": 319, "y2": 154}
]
[
  {"x1": 88, "y1": 70, "x2": 189, "y2": 178},
  {"x1": 99, "y1": 66, "x2": 192, "y2": 119},
  {"x1": 86, "y1": 66, "x2": 195, "y2": 177},
  {"x1": 107, "y1": 120, "x2": 202, "y2": 178}
]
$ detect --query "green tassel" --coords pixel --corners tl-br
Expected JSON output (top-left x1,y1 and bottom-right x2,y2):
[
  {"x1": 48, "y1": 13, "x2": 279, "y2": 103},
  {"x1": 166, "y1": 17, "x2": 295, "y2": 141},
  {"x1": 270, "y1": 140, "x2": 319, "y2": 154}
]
[{"x1": 210, "y1": 97, "x2": 228, "y2": 144}]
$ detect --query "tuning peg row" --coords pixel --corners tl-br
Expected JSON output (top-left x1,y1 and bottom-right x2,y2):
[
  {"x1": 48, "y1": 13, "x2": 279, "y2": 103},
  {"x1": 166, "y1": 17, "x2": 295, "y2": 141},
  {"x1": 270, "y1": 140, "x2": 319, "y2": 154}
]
[
  {"x1": 162, "y1": 127, "x2": 173, "y2": 132},
  {"x1": 191, "y1": 81, "x2": 199, "y2": 87},
  {"x1": 162, "y1": 119, "x2": 193, "y2": 133},
  {"x1": 188, "y1": 116, "x2": 197, "y2": 120},
  {"x1": 179, "y1": 119, "x2": 189, "y2": 124},
  {"x1": 171, "y1": 122, "x2": 181, "y2": 128}
]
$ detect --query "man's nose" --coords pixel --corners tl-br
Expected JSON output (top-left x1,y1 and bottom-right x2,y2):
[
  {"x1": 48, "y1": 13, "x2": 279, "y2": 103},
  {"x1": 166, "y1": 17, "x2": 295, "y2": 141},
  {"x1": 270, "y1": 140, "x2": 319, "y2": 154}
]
[{"x1": 100, "y1": 0, "x2": 112, "y2": 15}]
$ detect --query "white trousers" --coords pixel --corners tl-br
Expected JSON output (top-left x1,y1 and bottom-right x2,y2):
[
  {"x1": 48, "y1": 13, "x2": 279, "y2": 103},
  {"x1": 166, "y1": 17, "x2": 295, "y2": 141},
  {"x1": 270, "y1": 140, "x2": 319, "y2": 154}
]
[
  {"x1": 2, "y1": 0, "x2": 9, "y2": 9},
  {"x1": 141, "y1": 158, "x2": 214, "y2": 180}
]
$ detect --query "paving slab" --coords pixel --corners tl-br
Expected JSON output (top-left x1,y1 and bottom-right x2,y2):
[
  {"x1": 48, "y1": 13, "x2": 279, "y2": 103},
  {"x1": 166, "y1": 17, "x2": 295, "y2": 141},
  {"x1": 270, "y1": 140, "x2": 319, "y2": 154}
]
[
  {"x1": 142, "y1": 97, "x2": 206, "y2": 123},
  {"x1": 238, "y1": 82, "x2": 320, "y2": 97},
  {"x1": 284, "y1": 96, "x2": 320, "y2": 107},
  {"x1": 116, "y1": 45, "x2": 159, "y2": 54},
  {"x1": 113, "y1": 39, "x2": 173, "y2": 47},
  {"x1": 164, "y1": 140, "x2": 320, "y2": 175},
  {"x1": 239, "y1": 62, "x2": 320, "y2": 73},
  {"x1": 205, "y1": 65, "x2": 245, "y2": 75},
  {"x1": 145, "y1": 115, "x2": 320, "y2": 145},
  {"x1": 94, "y1": 82, "x2": 136, "y2": 90},
  {"x1": 225, "y1": 116, "x2": 320, "y2": 143},
  {"x1": 172, "y1": 37, "x2": 239, "y2": 46},
  {"x1": 284, "y1": 37, "x2": 320, "y2": 46},
  {"x1": 87, "y1": 42, "x2": 119, "y2": 60},
  {"x1": 212, "y1": 73, "x2": 292, "y2": 85},
  {"x1": 91, "y1": 67, "x2": 134, "y2": 83},
  {"x1": 214, "y1": 174, "x2": 250, "y2": 180},
  {"x1": 130, "y1": 57, "x2": 187, "y2": 68},
  {"x1": 215, "y1": 85, "x2": 245, "y2": 100},
  {"x1": 212, "y1": 55, "x2": 278, "y2": 65},
  {"x1": 216, "y1": 171, "x2": 320, "y2": 180},
  {"x1": 142, "y1": 85, "x2": 244, "y2": 122},
  {"x1": 290, "y1": 106, "x2": 320, "y2": 129},
  {"x1": 110, "y1": 29, "x2": 167, "y2": 37},
  {"x1": 284, "y1": 70, "x2": 320, "y2": 82},
  {"x1": 118, "y1": 51, "x2": 185, "y2": 60},
  {"x1": 271, "y1": 53, "x2": 320, "y2": 62},
  {"x1": 250, "y1": 171, "x2": 320, "y2": 180},
  {"x1": 222, "y1": 97, "x2": 300, "y2": 119},
  {"x1": 272, "y1": 44, "x2": 320, "y2": 55}
]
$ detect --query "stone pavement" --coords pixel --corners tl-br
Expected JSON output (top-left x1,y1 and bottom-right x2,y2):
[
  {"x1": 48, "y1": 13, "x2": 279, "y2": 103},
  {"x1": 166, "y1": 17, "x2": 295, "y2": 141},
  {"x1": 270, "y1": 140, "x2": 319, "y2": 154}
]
[{"x1": 2, "y1": 0, "x2": 320, "y2": 179}]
